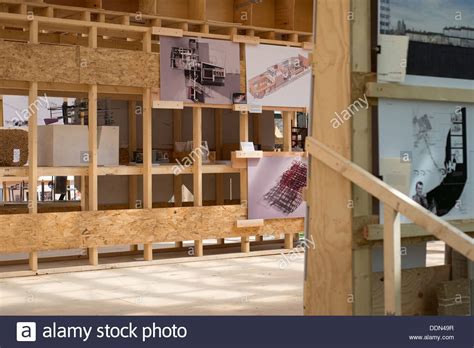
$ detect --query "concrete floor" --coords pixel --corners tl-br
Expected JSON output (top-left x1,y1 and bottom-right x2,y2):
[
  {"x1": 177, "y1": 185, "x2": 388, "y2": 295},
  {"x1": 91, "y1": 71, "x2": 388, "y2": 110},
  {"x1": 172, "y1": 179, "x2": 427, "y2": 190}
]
[{"x1": 0, "y1": 241, "x2": 445, "y2": 315}]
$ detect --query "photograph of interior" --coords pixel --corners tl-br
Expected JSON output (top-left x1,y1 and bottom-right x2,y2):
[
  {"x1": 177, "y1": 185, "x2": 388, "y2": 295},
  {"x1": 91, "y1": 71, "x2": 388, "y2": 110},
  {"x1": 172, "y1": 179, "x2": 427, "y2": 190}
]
[{"x1": 0, "y1": 0, "x2": 472, "y2": 319}]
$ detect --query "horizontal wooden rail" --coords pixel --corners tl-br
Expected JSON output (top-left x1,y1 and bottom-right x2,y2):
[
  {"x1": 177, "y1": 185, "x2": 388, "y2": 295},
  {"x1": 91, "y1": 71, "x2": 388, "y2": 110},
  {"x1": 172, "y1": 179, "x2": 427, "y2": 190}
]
[
  {"x1": 0, "y1": 2, "x2": 312, "y2": 46},
  {"x1": 366, "y1": 82, "x2": 474, "y2": 104},
  {"x1": 306, "y1": 135, "x2": 474, "y2": 316}
]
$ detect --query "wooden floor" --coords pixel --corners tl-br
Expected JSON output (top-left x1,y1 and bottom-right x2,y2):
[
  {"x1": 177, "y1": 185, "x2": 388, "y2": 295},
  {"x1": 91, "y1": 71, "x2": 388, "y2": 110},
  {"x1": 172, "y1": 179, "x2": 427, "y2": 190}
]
[{"x1": 0, "y1": 242, "x2": 445, "y2": 315}]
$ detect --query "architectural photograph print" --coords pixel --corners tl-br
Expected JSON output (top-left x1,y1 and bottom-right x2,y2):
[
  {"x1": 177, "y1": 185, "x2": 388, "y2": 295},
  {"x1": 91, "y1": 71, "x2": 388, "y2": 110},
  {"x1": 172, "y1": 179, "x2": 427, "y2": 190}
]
[
  {"x1": 160, "y1": 37, "x2": 240, "y2": 104},
  {"x1": 245, "y1": 44, "x2": 311, "y2": 108},
  {"x1": 379, "y1": 99, "x2": 474, "y2": 221},
  {"x1": 248, "y1": 156, "x2": 307, "y2": 220},
  {"x1": 379, "y1": 0, "x2": 474, "y2": 80}
]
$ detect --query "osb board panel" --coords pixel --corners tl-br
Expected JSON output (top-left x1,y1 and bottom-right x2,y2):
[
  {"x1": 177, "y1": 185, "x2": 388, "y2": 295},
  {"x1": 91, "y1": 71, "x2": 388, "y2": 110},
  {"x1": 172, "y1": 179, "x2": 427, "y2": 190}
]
[
  {"x1": 207, "y1": 0, "x2": 234, "y2": 22},
  {"x1": 0, "y1": 41, "x2": 78, "y2": 83},
  {"x1": 0, "y1": 205, "x2": 304, "y2": 253},
  {"x1": 0, "y1": 41, "x2": 159, "y2": 88},
  {"x1": 157, "y1": 0, "x2": 188, "y2": 18},
  {"x1": 372, "y1": 265, "x2": 451, "y2": 316},
  {"x1": 0, "y1": 128, "x2": 28, "y2": 166},
  {"x1": 79, "y1": 47, "x2": 159, "y2": 88}
]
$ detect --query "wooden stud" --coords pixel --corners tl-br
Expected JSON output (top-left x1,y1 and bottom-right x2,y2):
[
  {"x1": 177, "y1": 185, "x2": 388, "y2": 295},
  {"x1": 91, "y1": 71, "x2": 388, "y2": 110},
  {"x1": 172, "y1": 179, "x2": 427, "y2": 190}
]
[
  {"x1": 239, "y1": 110, "x2": 250, "y2": 253},
  {"x1": 282, "y1": 111, "x2": 293, "y2": 152},
  {"x1": 29, "y1": 20, "x2": 38, "y2": 44},
  {"x1": 383, "y1": 207, "x2": 402, "y2": 316},
  {"x1": 143, "y1": 87, "x2": 153, "y2": 260},
  {"x1": 304, "y1": 0, "x2": 353, "y2": 315},
  {"x1": 29, "y1": 251, "x2": 38, "y2": 272},
  {"x1": 128, "y1": 100, "x2": 138, "y2": 251},
  {"x1": 88, "y1": 25, "x2": 97, "y2": 49},
  {"x1": 143, "y1": 29, "x2": 152, "y2": 53},
  {"x1": 28, "y1": 81, "x2": 38, "y2": 271},
  {"x1": 173, "y1": 109, "x2": 183, "y2": 248},
  {"x1": 215, "y1": 109, "x2": 224, "y2": 206},
  {"x1": 87, "y1": 84, "x2": 99, "y2": 266},
  {"x1": 193, "y1": 107, "x2": 203, "y2": 256},
  {"x1": 284, "y1": 233, "x2": 294, "y2": 249}
]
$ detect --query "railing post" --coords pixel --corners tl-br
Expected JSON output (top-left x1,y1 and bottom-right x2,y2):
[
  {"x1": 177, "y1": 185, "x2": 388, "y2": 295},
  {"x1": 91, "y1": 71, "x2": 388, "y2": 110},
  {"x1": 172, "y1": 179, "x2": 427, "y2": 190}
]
[{"x1": 383, "y1": 206, "x2": 401, "y2": 315}]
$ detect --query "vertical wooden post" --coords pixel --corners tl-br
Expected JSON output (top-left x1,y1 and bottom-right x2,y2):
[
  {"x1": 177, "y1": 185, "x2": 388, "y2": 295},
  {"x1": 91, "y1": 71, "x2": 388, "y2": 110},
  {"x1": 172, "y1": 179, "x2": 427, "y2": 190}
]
[
  {"x1": 88, "y1": 26, "x2": 97, "y2": 49},
  {"x1": 29, "y1": 20, "x2": 38, "y2": 44},
  {"x1": 282, "y1": 111, "x2": 293, "y2": 152},
  {"x1": 215, "y1": 109, "x2": 225, "y2": 245},
  {"x1": 351, "y1": 0, "x2": 374, "y2": 315},
  {"x1": 173, "y1": 109, "x2": 184, "y2": 248},
  {"x1": 304, "y1": 0, "x2": 353, "y2": 315},
  {"x1": 128, "y1": 100, "x2": 139, "y2": 252},
  {"x1": 143, "y1": 87, "x2": 153, "y2": 261},
  {"x1": 283, "y1": 110, "x2": 294, "y2": 248},
  {"x1": 252, "y1": 113, "x2": 264, "y2": 242},
  {"x1": 193, "y1": 107, "x2": 204, "y2": 256},
  {"x1": 28, "y1": 81, "x2": 38, "y2": 271},
  {"x1": 383, "y1": 207, "x2": 401, "y2": 315},
  {"x1": 240, "y1": 110, "x2": 250, "y2": 253},
  {"x1": 87, "y1": 84, "x2": 99, "y2": 266}
]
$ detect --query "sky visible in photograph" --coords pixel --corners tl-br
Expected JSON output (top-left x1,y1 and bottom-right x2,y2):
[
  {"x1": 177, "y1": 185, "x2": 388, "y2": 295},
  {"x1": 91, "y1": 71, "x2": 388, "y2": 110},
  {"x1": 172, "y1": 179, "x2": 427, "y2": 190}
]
[{"x1": 388, "y1": 0, "x2": 474, "y2": 33}]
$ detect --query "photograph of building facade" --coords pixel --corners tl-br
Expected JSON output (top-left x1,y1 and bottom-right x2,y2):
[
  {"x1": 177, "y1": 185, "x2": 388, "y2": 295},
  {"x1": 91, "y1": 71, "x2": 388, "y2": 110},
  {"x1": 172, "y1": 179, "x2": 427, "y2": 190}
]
[{"x1": 379, "y1": 0, "x2": 474, "y2": 79}]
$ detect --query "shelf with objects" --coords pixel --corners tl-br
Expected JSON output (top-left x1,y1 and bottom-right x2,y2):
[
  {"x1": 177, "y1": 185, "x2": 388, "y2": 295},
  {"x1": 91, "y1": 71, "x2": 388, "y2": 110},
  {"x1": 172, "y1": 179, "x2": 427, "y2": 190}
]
[{"x1": 0, "y1": 0, "x2": 313, "y2": 275}]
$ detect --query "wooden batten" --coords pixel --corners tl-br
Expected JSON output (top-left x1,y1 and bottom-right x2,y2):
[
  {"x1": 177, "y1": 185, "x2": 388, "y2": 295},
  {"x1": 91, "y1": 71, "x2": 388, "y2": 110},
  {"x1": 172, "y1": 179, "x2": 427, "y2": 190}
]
[
  {"x1": 152, "y1": 26, "x2": 184, "y2": 37},
  {"x1": 193, "y1": 107, "x2": 204, "y2": 256},
  {"x1": 237, "y1": 219, "x2": 264, "y2": 228}
]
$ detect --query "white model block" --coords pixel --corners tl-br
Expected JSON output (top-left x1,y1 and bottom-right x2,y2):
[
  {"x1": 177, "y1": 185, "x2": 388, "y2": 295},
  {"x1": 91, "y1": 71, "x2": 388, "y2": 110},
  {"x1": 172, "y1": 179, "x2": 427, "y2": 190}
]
[{"x1": 38, "y1": 125, "x2": 119, "y2": 166}]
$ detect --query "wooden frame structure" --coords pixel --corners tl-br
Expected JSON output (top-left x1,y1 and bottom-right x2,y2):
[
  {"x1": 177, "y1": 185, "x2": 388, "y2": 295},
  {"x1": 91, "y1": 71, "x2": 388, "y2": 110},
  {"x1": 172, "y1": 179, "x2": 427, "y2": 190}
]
[
  {"x1": 305, "y1": 0, "x2": 474, "y2": 316},
  {"x1": 1, "y1": 0, "x2": 472, "y2": 317},
  {"x1": 0, "y1": 0, "x2": 313, "y2": 272}
]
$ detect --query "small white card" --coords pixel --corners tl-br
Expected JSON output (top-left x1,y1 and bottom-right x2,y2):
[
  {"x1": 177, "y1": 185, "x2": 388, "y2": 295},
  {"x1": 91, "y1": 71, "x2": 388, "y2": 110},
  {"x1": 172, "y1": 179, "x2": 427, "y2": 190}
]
[
  {"x1": 378, "y1": 34, "x2": 409, "y2": 82},
  {"x1": 249, "y1": 104, "x2": 263, "y2": 114},
  {"x1": 13, "y1": 149, "x2": 20, "y2": 163},
  {"x1": 240, "y1": 142, "x2": 255, "y2": 152}
]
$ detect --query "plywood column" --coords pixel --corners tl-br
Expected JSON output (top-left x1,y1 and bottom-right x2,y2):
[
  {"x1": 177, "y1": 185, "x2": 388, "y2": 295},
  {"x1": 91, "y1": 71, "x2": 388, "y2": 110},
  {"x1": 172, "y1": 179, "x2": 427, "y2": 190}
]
[
  {"x1": 87, "y1": 84, "x2": 99, "y2": 266},
  {"x1": 351, "y1": 0, "x2": 373, "y2": 315},
  {"x1": 28, "y1": 81, "x2": 38, "y2": 271},
  {"x1": 173, "y1": 109, "x2": 184, "y2": 248},
  {"x1": 215, "y1": 109, "x2": 225, "y2": 245},
  {"x1": 193, "y1": 107, "x2": 204, "y2": 256},
  {"x1": 304, "y1": 0, "x2": 353, "y2": 315},
  {"x1": 128, "y1": 101, "x2": 139, "y2": 252},
  {"x1": 240, "y1": 110, "x2": 250, "y2": 253},
  {"x1": 143, "y1": 87, "x2": 153, "y2": 261}
]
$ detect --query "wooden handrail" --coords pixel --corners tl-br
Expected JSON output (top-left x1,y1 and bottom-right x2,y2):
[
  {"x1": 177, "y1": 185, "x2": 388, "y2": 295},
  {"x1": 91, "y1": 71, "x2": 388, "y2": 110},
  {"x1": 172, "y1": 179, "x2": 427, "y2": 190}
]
[
  {"x1": 306, "y1": 136, "x2": 474, "y2": 260},
  {"x1": 306, "y1": 135, "x2": 474, "y2": 315}
]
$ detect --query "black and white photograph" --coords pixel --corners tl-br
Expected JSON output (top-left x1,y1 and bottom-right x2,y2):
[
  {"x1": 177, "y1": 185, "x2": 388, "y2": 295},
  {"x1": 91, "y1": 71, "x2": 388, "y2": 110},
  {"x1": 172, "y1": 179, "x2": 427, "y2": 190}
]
[
  {"x1": 160, "y1": 37, "x2": 241, "y2": 104},
  {"x1": 379, "y1": 0, "x2": 474, "y2": 79}
]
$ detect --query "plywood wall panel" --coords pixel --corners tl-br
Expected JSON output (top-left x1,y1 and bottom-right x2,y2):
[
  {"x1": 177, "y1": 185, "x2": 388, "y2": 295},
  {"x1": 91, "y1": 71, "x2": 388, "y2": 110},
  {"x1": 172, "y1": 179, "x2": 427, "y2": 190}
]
[
  {"x1": 0, "y1": 206, "x2": 304, "y2": 253},
  {"x1": 0, "y1": 41, "x2": 79, "y2": 83},
  {"x1": 0, "y1": 41, "x2": 159, "y2": 88},
  {"x1": 79, "y1": 47, "x2": 159, "y2": 88}
]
